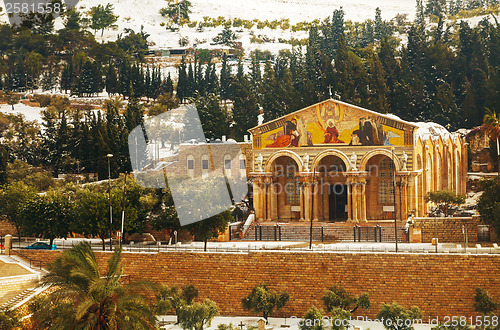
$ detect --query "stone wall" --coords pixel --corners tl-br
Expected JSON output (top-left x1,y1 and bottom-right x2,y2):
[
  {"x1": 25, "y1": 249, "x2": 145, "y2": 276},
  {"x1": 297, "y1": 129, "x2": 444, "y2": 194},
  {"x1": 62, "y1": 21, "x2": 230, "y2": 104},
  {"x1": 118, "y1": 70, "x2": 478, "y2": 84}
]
[
  {"x1": 413, "y1": 216, "x2": 498, "y2": 243},
  {"x1": 19, "y1": 250, "x2": 500, "y2": 320},
  {"x1": 0, "y1": 219, "x2": 16, "y2": 236}
]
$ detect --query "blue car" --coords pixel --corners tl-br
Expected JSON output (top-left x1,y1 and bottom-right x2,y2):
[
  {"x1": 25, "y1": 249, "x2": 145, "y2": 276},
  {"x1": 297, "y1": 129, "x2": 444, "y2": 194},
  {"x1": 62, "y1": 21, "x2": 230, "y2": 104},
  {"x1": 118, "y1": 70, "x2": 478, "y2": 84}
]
[{"x1": 24, "y1": 242, "x2": 57, "y2": 250}]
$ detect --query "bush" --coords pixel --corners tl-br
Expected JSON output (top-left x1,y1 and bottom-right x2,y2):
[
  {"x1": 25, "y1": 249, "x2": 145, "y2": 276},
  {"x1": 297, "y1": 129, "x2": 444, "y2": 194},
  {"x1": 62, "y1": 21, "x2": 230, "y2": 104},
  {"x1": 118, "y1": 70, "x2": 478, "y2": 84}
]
[
  {"x1": 300, "y1": 306, "x2": 325, "y2": 330},
  {"x1": 377, "y1": 302, "x2": 422, "y2": 330},
  {"x1": 178, "y1": 299, "x2": 220, "y2": 330}
]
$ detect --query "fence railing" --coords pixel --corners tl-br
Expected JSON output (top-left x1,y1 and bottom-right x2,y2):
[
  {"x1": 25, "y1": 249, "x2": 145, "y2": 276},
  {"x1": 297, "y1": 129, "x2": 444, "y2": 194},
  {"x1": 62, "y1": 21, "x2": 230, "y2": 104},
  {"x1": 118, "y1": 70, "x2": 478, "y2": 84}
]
[{"x1": 241, "y1": 224, "x2": 405, "y2": 243}]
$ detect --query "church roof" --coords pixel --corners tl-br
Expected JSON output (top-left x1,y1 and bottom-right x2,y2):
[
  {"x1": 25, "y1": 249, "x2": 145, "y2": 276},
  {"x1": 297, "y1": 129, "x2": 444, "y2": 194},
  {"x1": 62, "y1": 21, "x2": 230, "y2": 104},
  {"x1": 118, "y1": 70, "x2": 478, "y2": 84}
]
[
  {"x1": 412, "y1": 122, "x2": 452, "y2": 141},
  {"x1": 248, "y1": 98, "x2": 419, "y2": 133}
]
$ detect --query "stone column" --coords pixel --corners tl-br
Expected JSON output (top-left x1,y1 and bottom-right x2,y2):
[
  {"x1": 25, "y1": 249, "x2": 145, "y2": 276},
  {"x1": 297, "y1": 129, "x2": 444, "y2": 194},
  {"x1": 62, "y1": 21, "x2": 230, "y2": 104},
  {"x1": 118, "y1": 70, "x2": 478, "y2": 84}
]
[
  {"x1": 347, "y1": 182, "x2": 352, "y2": 221},
  {"x1": 402, "y1": 177, "x2": 409, "y2": 218},
  {"x1": 361, "y1": 180, "x2": 367, "y2": 221},
  {"x1": 5, "y1": 234, "x2": 12, "y2": 255},
  {"x1": 317, "y1": 177, "x2": 324, "y2": 221},
  {"x1": 259, "y1": 182, "x2": 267, "y2": 220},
  {"x1": 313, "y1": 177, "x2": 319, "y2": 221},
  {"x1": 265, "y1": 180, "x2": 271, "y2": 221},
  {"x1": 351, "y1": 181, "x2": 358, "y2": 222},
  {"x1": 270, "y1": 181, "x2": 277, "y2": 220},
  {"x1": 253, "y1": 181, "x2": 261, "y2": 220},
  {"x1": 323, "y1": 184, "x2": 329, "y2": 220},
  {"x1": 299, "y1": 182, "x2": 305, "y2": 221},
  {"x1": 304, "y1": 182, "x2": 311, "y2": 222}
]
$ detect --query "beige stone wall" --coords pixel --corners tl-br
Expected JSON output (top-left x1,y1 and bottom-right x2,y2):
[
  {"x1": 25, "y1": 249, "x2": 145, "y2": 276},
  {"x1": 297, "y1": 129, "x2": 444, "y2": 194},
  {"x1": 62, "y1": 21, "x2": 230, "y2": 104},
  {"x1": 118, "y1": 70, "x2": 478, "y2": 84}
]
[
  {"x1": 19, "y1": 250, "x2": 500, "y2": 319},
  {"x1": 413, "y1": 216, "x2": 498, "y2": 243}
]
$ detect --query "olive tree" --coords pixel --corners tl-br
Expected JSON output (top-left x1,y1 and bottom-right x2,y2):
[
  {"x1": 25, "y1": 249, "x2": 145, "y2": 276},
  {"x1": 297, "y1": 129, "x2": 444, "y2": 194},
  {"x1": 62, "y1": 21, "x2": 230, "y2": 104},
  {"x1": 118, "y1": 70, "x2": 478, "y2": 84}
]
[
  {"x1": 425, "y1": 189, "x2": 465, "y2": 216},
  {"x1": 242, "y1": 284, "x2": 289, "y2": 323}
]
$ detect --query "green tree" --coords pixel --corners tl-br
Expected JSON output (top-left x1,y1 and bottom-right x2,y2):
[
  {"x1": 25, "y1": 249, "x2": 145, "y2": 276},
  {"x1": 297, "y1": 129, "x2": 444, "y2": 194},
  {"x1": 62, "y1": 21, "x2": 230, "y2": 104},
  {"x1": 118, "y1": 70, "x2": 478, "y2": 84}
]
[
  {"x1": 232, "y1": 74, "x2": 259, "y2": 140},
  {"x1": 0, "y1": 182, "x2": 36, "y2": 243},
  {"x1": 482, "y1": 110, "x2": 500, "y2": 174},
  {"x1": 73, "y1": 188, "x2": 111, "y2": 250},
  {"x1": 186, "y1": 210, "x2": 232, "y2": 251},
  {"x1": 213, "y1": 26, "x2": 237, "y2": 46},
  {"x1": 89, "y1": 4, "x2": 118, "y2": 36},
  {"x1": 32, "y1": 242, "x2": 156, "y2": 329},
  {"x1": 193, "y1": 93, "x2": 229, "y2": 140},
  {"x1": 424, "y1": 190, "x2": 465, "y2": 216},
  {"x1": 300, "y1": 306, "x2": 325, "y2": 330},
  {"x1": 474, "y1": 287, "x2": 499, "y2": 316},
  {"x1": 0, "y1": 143, "x2": 9, "y2": 185},
  {"x1": 178, "y1": 299, "x2": 220, "y2": 330},
  {"x1": 21, "y1": 191, "x2": 73, "y2": 247},
  {"x1": 156, "y1": 283, "x2": 199, "y2": 323},
  {"x1": 64, "y1": 9, "x2": 81, "y2": 30},
  {"x1": 0, "y1": 310, "x2": 19, "y2": 330},
  {"x1": 377, "y1": 302, "x2": 422, "y2": 330},
  {"x1": 241, "y1": 284, "x2": 290, "y2": 323},
  {"x1": 159, "y1": 0, "x2": 192, "y2": 25},
  {"x1": 322, "y1": 285, "x2": 370, "y2": 314}
]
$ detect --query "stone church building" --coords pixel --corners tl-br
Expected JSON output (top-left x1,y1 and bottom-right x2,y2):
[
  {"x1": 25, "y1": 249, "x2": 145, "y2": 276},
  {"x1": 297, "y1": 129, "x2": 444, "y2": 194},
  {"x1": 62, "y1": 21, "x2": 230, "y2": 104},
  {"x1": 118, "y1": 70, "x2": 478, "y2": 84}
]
[{"x1": 248, "y1": 99, "x2": 468, "y2": 223}]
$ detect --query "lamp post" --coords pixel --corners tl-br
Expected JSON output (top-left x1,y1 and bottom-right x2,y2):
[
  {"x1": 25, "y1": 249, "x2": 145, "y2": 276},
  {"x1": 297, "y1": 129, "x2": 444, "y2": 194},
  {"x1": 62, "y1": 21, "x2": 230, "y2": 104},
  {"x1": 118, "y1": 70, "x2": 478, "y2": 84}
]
[
  {"x1": 107, "y1": 153, "x2": 113, "y2": 251},
  {"x1": 391, "y1": 147, "x2": 398, "y2": 253}
]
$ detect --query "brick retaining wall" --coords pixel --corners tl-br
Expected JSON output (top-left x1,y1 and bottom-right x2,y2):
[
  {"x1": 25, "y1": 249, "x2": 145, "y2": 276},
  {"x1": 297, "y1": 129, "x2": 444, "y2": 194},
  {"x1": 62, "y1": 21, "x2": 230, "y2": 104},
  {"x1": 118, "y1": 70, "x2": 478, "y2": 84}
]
[
  {"x1": 19, "y1": 249, "x2": 500, "y2": 320},
  {"x1": 413, "y1": 216, "x2": 498, "y2": 243}
]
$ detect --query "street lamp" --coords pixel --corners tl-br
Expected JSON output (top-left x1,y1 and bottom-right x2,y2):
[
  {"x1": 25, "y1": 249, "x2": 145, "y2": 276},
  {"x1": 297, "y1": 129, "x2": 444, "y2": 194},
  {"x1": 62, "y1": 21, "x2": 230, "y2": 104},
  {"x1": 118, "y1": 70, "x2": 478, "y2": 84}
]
[
  {"x1": 107, "y1": 153, "x2": 113, "y2": 251},
  {"x1": 391, "y1": 147, "x2": 398, "y2": 253}
]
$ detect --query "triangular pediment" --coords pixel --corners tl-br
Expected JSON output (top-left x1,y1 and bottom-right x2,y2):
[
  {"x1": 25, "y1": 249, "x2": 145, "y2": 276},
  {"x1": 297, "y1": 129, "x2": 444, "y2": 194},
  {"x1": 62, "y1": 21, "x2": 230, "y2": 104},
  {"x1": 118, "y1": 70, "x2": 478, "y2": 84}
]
[{"x1": 249, "y1": 99, "x2": 416, "y2": 149}]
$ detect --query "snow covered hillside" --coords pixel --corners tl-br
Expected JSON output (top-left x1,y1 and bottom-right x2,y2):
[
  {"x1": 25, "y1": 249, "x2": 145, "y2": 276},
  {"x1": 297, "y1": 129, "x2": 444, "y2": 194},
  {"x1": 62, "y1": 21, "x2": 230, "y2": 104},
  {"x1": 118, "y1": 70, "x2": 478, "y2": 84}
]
[{"x1": 0, "y1": 0, "x2": 417, "y2": 51}]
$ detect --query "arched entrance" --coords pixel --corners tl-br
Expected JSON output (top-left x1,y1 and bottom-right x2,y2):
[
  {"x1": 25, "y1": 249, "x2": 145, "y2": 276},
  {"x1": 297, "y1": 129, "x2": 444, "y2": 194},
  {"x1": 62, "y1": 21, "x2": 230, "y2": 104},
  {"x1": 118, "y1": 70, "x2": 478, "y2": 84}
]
[
  {"x1": 315, "y1": 155, "x2": 348, "y2": 221},
  {"x1": 270, "y1": 155, "x2": 301, "y2": 221},
  {"x1": 365, "y1": 154, "x2": 396, "y2": 220}
]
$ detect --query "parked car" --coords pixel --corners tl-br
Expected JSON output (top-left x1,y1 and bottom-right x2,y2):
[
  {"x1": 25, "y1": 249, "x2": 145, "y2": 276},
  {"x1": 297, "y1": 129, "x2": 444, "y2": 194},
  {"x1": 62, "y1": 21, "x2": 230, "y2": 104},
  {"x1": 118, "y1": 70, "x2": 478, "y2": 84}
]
[
  {"x1": 0, "y1": 244, "x2": 4, "y2": 249},
  {"x1": 24, "y1": 242, "x2": 57, "y2": 250}
]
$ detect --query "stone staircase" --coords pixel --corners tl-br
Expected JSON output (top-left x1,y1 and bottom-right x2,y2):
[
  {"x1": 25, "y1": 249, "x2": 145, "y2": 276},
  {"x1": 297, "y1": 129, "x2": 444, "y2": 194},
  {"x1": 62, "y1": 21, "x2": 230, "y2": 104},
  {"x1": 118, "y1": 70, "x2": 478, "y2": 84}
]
[{"x1": 0, "y1": 255, "x2": 46, "y2": 311}]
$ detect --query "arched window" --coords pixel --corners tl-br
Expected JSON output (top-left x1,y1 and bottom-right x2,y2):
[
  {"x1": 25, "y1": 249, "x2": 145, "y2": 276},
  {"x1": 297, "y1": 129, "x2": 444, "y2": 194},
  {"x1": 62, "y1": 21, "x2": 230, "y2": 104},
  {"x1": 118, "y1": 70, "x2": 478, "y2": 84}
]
[
  {"x1": 378, "y1": 157, "x2": 395, "y2": 204},
  {"x1": 285, "y1": 160, "x2": 300, "y2": 205}
]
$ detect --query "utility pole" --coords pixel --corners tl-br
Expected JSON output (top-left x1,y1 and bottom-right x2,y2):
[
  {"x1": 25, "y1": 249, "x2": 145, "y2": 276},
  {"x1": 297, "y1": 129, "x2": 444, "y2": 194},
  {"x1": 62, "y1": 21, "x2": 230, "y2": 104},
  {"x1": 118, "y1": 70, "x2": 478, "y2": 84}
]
[
  {"x1": 107, "y1": 154, "x2": 113, "y2": 251},
  {"x1": 121, "y1": 173, "x2": 128, "y2": 247}
]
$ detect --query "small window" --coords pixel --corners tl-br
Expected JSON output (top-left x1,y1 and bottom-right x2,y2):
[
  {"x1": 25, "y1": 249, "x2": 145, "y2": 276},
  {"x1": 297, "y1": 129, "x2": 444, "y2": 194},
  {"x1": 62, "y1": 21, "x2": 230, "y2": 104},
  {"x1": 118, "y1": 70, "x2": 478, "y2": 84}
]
[
  {"x1": 240, "y1": 159, "x2": 246, "y2": 170},
  {"x1": 225, "y1": 159, "x2": 231, "y2": 170},
  {"x1": 202, "y1": 159, "x2": 209, "y2": 170},
  {"x1": 187, "y1": 159, "x2": 194, "y2": 170}
]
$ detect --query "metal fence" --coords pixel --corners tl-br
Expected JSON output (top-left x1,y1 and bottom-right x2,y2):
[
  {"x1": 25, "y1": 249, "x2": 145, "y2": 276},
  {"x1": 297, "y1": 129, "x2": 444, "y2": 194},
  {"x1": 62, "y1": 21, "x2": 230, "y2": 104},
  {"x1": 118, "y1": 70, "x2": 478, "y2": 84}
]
[{"x1": 240, "y1": 225, "x2": 405, "y2": 243}]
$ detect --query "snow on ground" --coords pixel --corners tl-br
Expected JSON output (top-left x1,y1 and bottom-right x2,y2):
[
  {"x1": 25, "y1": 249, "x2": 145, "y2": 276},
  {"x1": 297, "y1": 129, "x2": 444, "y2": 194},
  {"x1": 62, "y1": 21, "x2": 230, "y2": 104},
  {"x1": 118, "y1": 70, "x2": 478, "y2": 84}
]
[
  {"x1": 0, "y1": 103, "x2": 45, "y2": 123},
  {"x1": 0, "y1": 0, "x2": 417, "y2": 56}
]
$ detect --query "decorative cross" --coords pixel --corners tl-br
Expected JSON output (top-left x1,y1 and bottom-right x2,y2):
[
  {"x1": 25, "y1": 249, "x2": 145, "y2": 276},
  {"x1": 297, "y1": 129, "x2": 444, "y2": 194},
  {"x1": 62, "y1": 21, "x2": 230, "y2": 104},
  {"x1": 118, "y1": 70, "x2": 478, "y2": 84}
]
[
  {"x1": 238, "y1": 321, "x2": 245, "y2": 329},
  {"x1": 327, "y1": 85, "x2": 333, "y2": 98}
]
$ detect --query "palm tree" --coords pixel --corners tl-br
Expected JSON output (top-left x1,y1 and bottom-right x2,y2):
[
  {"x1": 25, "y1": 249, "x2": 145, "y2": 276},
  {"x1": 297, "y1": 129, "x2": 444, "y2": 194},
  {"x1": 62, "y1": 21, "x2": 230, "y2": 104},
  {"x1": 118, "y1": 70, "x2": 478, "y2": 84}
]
[
  {"x1": 31, "y1": 242, "x2": 157, "y2": 329},
  {"x1": 482, "y1": 110, "x2": 500, "y2": 176}
]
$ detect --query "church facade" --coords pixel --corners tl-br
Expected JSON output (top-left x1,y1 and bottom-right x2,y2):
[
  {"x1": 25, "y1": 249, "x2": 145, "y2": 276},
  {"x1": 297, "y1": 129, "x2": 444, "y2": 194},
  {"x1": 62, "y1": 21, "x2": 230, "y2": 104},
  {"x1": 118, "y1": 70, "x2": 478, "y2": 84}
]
[{"x1": 248, "y1": 99, "x2": 467, "y2": 223}]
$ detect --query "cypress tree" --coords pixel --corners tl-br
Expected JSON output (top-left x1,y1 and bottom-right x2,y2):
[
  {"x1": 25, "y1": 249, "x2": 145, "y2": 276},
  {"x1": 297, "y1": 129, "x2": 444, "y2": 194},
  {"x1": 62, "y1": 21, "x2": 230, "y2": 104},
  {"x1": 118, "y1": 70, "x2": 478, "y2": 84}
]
[{"x1": 220, "y1": 53, "x2": 232, "y2": 101}]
